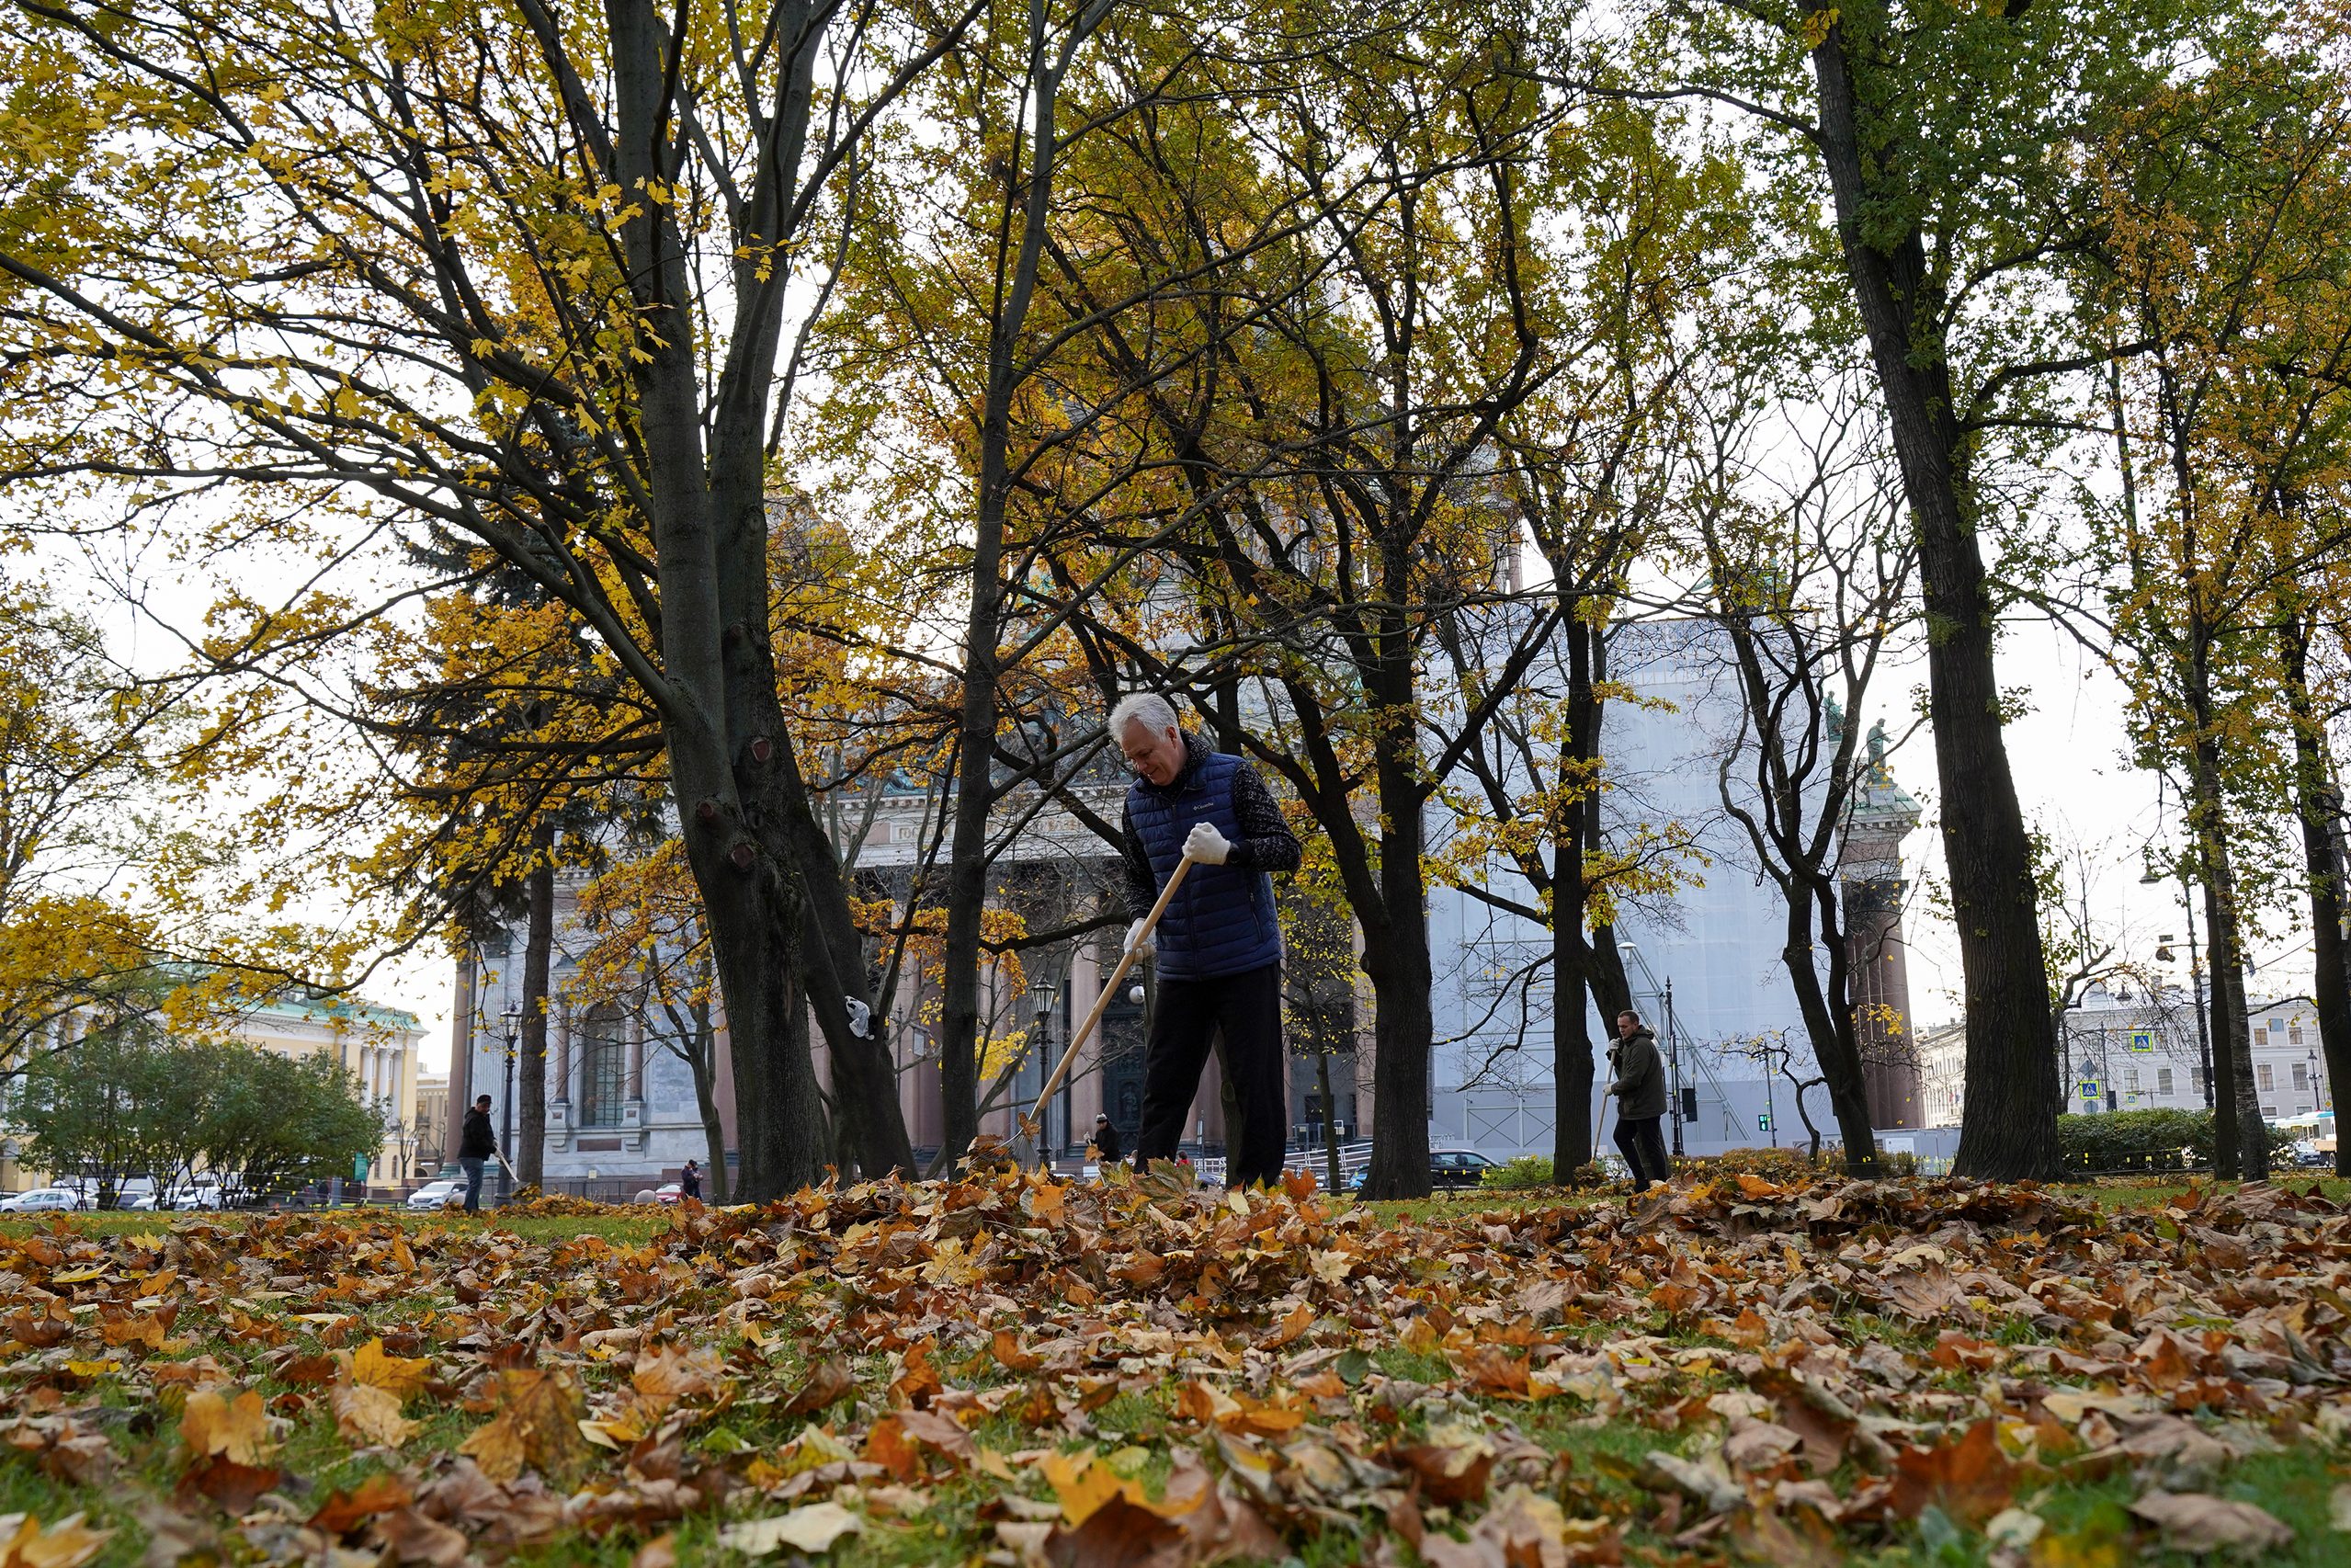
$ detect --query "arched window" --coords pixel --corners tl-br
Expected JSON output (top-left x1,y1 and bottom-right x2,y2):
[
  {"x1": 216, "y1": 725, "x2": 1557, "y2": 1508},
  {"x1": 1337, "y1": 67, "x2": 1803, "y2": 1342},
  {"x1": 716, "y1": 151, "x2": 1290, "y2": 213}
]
[{"x1": 579, "y1": 1006, "x2": 627, "y2": 1128}]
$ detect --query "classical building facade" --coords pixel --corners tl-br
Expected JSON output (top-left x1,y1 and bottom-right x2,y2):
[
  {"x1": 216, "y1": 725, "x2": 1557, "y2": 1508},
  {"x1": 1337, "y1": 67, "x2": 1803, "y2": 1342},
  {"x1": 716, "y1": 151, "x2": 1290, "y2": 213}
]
[{"x1": 231, "y1": 991, "x2": 426, "y2": 1183}]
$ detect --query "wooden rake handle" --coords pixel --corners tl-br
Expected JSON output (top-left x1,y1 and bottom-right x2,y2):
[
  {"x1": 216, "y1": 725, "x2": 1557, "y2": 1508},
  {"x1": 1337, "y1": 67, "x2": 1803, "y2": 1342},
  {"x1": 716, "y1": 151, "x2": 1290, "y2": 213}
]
[{"x1": 1020, "y1": 854, "x2": 1195, "y2": 1139}]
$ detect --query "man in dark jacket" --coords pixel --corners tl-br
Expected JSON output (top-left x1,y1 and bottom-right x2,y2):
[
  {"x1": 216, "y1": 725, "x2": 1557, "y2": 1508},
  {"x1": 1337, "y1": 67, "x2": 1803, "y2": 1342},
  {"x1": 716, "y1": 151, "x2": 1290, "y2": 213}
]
[
  {"x1": 1113, "y1": 694, "x2": 1301, "y2": 1187},
  {"x1": 1607, "y1": 1011, "x2": 1672, "y2": 1192},
  {"x1": 1089, "y1": 1113, "x2": 1122, "y2": 1164},
  {"x1": 458, "y1": 1095, "x2": 498, "y2": 1213}
]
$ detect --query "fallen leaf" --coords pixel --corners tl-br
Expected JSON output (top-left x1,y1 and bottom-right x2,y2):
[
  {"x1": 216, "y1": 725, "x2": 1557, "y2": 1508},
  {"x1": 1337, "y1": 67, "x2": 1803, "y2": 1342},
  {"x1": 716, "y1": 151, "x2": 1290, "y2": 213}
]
[
  {"x1": 331, "y1": 1379, "x2": 418, "y2": 1449},
  {"x1": 2128, "y1": 1491, "x2": 2293, "y2": 1556},
  {"x1": 717, "y1": 1502, "x2": 863, "y2": 1554},
  {"x1": 458, "y1": 1367, "x2": 586, "y2": 1483},
  {"x1": 310, "y1": 1472, "x2": 416, "y2": 1535},
  {"x1": 373, "y1": 1506, "x2": 469, "y2": 1567},
  {"x1": 0, "y1": 1512, "x2": 112, "y2": 1568},
  {"x1": 349, "y1": 1338, "x2": 433, "y2": 1401},
  {"x1": 780, "y1": 1358, "x2": 855, "y2": 1419},
  {"x1": 178, "y1": 1387, "x2": 272, "y2": 1466}
]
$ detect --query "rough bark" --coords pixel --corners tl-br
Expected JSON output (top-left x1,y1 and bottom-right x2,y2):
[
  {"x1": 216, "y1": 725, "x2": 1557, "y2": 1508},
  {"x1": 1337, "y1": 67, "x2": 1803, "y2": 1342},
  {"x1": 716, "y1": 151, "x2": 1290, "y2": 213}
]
[
  {"x1": 516, "y1": 834, "x2": 554, "y2": 1188},
  {"x1": 2187, "y1": 710, "x2": 2264, "y2": 1180},
  {"x1": 936, "y1": 1, "x2": 1107, "y2": 1168},
  {"x1": 608, "y1": 0, "x2": 830, "y2": 1199},
  {"x1": 688, "y1": 994, "x2": 730, "y2": 1205},
  {"x1": 2283, "y1": 619, "x2": 2351, "y2": 1176},
  {"x1": 1806, "y1": 17, "x2": 2058, "y2": 1178}
]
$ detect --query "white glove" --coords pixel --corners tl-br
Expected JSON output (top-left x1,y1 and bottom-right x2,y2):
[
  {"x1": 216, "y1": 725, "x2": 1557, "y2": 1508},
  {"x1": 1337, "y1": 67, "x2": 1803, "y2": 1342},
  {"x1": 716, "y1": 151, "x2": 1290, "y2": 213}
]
[
  {"x1": 1125, "y1": 918, "x2": 1154, "y2": 958},
  {"x1": 1183, "y1": 822, "x2": 1232, "y2": 865}
]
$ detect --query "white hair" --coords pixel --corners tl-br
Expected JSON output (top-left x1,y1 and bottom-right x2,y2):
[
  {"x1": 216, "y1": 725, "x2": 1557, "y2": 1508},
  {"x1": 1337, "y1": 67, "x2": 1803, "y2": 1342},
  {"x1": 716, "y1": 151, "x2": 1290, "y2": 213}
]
[{"x1": 1108, "y1": 692, "x2": 1181, "y2": 738}]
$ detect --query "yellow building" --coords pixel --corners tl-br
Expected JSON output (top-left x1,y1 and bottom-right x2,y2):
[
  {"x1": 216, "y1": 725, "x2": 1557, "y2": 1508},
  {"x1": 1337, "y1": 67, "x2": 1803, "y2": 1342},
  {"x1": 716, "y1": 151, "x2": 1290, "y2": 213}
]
[{"x1": 229, "y1": 993, "x2": 426, "y2": 1185}]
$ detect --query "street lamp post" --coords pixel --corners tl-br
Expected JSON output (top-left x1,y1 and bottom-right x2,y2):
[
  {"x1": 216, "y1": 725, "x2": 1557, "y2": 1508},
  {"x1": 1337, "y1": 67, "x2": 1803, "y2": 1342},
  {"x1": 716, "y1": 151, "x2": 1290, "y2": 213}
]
[{"x1": 1032, "y1": 979, "x2": 1060, "y2": 1167}]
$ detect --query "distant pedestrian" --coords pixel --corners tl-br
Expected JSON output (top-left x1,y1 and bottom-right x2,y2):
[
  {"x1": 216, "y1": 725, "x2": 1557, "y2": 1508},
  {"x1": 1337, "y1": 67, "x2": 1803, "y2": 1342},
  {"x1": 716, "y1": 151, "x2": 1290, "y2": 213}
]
[
  {"x1": 1608, "y1": 1010, "x2": 1671, "y2": 1193},
  {"x1": 1089, "y1": 1113, "x2": 1123, "y2": 1165},
  {"x1": 458, "y1": 1095, "x2": 498, "y2": 1214},
  {"x1": 679, "y1": 1160, "x2": 702, "y2": 1200}
]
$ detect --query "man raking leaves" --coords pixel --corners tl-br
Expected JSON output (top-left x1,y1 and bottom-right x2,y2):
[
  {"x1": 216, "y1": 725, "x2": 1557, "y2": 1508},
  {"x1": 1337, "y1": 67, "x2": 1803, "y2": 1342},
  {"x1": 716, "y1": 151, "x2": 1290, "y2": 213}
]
[{"x1": 1023, "y1": 694, "x2": 1300, "y2": 1187}]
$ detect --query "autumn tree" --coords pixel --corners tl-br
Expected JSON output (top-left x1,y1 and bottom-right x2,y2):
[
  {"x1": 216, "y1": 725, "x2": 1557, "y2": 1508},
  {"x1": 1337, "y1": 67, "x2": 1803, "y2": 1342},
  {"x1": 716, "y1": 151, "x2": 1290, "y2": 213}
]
[
  {"x1": 570, "y1": 836, "x2": 731, "y2": 1201},
  {"x1": 2077, "y1": 7, "x2": 2351, "y2": 1178},
  {"x1": 0, "y1": 0, "x2": 982, "y2": 1195},
  {"x1": 1683, "y1": 364, "x2": 1917, "y2": 1175},
  {"x1": 0, "y1": 586, "x2": 183, "y2": 1072},
  {"x1": 1432, "y1": 97, "x2": 1740, "y2": 1176},
  {"x1": 1039, "y1": 2, "x2": 1588, "y2": 1198},
  {"x1": 1594, "y1": 0, "x2": 2269, "y2": 1176}
]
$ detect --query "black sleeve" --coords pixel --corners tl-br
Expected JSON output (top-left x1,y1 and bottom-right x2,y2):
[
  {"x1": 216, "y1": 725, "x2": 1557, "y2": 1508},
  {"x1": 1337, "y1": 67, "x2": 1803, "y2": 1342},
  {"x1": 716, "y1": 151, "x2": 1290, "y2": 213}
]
[
  {"x1": 1225, "y1": 760, "x2": 1301, "y2": 874},
  {"x1": 1119, "y1": 800, "x2": 1159, "y2": 920}
]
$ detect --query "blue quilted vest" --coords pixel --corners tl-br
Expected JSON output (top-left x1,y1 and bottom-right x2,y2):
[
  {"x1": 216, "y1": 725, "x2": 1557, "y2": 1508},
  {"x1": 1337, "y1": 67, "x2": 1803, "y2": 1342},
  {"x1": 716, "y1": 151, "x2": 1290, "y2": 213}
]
[{"x1": 1128, "y1": 749, "x2": 1283, "y2": 981}]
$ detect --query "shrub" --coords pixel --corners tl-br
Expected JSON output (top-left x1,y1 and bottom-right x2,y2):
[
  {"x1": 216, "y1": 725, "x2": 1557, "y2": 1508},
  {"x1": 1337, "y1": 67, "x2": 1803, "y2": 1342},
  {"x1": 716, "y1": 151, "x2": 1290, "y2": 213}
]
[
  {"x1": 1482, "y1": 1155, "x2": 1554, "y2": 1189},
  {"x1": 1819, "y1": 1147, "x2": 1921, "y2": 1177},
  {"x1": 2056, "y1": 1108, "x2": 2214, "y2": 1174},
  {"x1": 1681, "y1": 1146, "x2": 1820, "y2": 1181}
]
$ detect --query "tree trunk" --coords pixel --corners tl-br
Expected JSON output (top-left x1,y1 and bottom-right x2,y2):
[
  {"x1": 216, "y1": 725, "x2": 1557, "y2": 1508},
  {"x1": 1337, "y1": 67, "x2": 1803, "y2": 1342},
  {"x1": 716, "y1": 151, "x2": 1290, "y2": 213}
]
[
  {"x1": 608, "y1": 0, "x2": 833, "y2": 1200},
  {"x1": 1775, "y1": 875, "x2": 1880, "y2": 1173},
  {"x1": 2187, "y1": 717, "x2": 2264, "y2": 1181},
  {"x1": 690, "y1": 993, "x2": 730, "y2": 1205},
  {"x1": 517, "y1": 829, "x2": 555, "y2": 1188},
  {"x1": 1549, "y1": 613, "x2": 1602, "y2": 1176},
  {"x1": 772, "y1": 736, "x2": 914, "y2": 1178},
  {"x1": 1551, "y1": 918, "x2": 1599, "y2": 1176},
  {"x1": 1358, "y1": 548, "x2": 1436, "y2": 1201},
  {"x1": 2283, "y1": 619, "x2": 2351, "y2": 1176},
  {"x1": 1807, "y1": 17, "x2": 2059, "y2": 1178},
  {"x1": 936, "y1": 5, "x2": 1099, "y2": 1172}
]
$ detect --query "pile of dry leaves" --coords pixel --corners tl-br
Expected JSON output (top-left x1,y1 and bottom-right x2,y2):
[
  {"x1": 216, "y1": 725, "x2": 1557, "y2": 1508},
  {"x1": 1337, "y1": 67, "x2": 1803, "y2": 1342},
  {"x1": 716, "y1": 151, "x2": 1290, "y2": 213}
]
[{"x1": 0, "y1": 1166, "x2": 2345, "y2": 1566}]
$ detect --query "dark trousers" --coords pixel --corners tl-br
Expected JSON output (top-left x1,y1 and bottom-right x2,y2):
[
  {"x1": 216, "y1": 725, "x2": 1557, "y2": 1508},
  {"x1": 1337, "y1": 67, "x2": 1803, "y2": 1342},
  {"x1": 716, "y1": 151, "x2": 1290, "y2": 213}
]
[
  {"x1": 1134, "y1": 963, "x2": 1286, "y2": 1187},
  {"x1": 1614, "y1": 1116, "x2": 1670, "y2": 1191},
  {"x1": 459, "y1": 1157, "x2": 487, "y2": 1213}
]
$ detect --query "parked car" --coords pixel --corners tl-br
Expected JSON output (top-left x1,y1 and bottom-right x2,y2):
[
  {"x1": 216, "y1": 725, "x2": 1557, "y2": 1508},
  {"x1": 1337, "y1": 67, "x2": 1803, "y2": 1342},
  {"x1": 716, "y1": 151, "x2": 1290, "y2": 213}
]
[
  {"x1": 1344, "y1": 1148, "x2": 1498, "y2": 1192},
  {"x1": 406, "y1": 1179, "x2": 464, "y2": 1210},
  {"x1": 2, "y1": 1187, "x2": 87, "y2": 1212}
]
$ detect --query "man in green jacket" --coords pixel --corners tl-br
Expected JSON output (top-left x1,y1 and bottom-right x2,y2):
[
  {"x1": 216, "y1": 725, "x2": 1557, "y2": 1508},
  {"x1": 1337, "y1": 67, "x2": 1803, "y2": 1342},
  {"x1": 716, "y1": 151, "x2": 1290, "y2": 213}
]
[{"x1": 1607, "y1": 1010, "x2": 1671, "y2": 1192}]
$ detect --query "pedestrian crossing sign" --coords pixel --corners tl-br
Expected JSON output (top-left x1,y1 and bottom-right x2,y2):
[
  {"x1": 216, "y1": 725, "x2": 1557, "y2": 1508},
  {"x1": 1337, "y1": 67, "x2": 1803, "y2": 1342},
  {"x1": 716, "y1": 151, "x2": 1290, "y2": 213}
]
[
  {"x1": 2130, "y1": 1029, "x2": 2153, "y2": 1053},
  {"x1": 2080, "y1": 1080, "x2": 2100, "y2": 1101}
]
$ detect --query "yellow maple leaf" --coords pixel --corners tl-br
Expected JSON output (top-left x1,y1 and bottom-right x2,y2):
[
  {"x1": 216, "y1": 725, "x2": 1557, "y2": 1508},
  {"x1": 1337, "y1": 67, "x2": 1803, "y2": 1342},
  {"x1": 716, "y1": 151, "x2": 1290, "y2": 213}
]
[
  {"x1": 0, "y1": 1511, "x2": 113, "y2": 1568},
  {"x1": 346, "y1": 1338, "x2": 431, "y2": 1401},
  {"x1": 179, "y1": 1388, "x2": 272, "y2": 1465},
  {"x1": 458, "y1": 1410, "x2": 528, "y2": 1483},
  {"x1": 329, "y1": 1380, "x2": 416, "y2": 1449}
]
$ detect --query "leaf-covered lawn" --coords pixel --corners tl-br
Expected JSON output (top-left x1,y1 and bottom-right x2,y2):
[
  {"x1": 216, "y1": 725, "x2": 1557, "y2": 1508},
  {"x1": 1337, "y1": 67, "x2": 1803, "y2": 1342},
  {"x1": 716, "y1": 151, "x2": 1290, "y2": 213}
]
[{"x1": 1, "y1": 1169, "x2": 2346, "y2": 1566}]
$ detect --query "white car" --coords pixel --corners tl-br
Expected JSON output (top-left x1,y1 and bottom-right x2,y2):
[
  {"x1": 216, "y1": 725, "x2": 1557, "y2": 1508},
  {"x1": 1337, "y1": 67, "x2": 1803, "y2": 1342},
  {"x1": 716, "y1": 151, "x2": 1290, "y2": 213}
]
[
  {"x1": 406, "y1": 1179, "x2": 464, "y2": 1210},
  {"x1": 3, "y1": 1187, "x2": 87, "y2": 1213}
]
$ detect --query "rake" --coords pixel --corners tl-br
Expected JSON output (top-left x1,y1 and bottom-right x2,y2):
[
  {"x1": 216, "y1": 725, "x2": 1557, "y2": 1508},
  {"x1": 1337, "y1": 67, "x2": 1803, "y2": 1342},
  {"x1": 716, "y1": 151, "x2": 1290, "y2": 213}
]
[{"x1": 1010, "y1": 853, "x2": 1196, "y2": 1168}]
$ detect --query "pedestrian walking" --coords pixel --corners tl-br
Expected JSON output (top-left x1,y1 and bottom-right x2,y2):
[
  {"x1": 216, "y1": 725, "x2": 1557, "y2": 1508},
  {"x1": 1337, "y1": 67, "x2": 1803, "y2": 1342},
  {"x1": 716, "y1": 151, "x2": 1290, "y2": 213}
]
[
  {"x1": 1607, "y1": 1010, "x2": 1672, "y2": 1193},
  {"x1": 1088, "y1": 1113, "x2": 1122, "y2": 1165},
  {"x1": 1112, "y1": 693, "x2": 1302, "y2": 1188},
  {"x1": 458, "y1": 1094, "x2": 498, "y2": 1214},
  {"x1": 679, "y1": 1159, "x2": 702, "y2": 1201}
]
